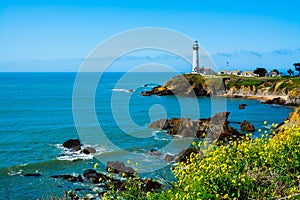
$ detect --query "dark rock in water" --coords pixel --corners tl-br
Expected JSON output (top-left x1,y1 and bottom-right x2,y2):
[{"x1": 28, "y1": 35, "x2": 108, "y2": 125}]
[
  {"x1": 164, "y1": 154, "x2": 175, "y2": 162},
  {"x1": 51, "y1": 174, "x2": 83, "y2": 183},
  {"x1": 74, "y1": 188, "x2": 84, "y2": 191},
  {"x1": 264, "y1": 97, "x2": 286, "y2": 105},
  {"x1": 23, "y1": 173, "x2": 42, "y2": 177},
  {"x1": 128, "y1": 89, "x2": 134, "y2": 92},
  {"x1": 78, "y1": 175, "x2": 83, "y2": 182},
  {"x1": 240, "y1": 120, "x2": 255, "y2": 132},
  {"x1": 228, "y1": 121, "x2": 242, "y2": 124},
  {"x1": 149, "y1": 112, "x2": 243, "y2": 142},
  {"x1": 83, "y1": 169, "x2": 110, "y2": 184},
  {"x1": 106, "y1": 161, "x2": 136, "y2": 176},
  {"x1": 175, "y1": 148, "x2": 198, "y2": 163},
  {"x1": 148, "y1": 149, "x2": 162, "y2": 156},
  {"x1": 82, "y1": 146, "x2": 96, "y2": 154},
  {"x1": 239, "y1": 104, "x2": 247, "y2": 109},
  {"x1": 82, "y1": 149, "x2": 90, "y2": 154},
  {"x1": 62, "y1": 139, "x2": 81, "y2": 151}
]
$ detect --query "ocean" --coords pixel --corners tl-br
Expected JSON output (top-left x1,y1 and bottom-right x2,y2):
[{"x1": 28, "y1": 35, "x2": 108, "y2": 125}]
[{"x1": 0, "y1": 72, "x2": 294, "y2": 199}]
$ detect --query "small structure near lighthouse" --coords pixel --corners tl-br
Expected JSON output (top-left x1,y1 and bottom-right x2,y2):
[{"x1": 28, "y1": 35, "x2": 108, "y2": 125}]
[{"x1": 192, "y1": 40, "x2": 199, "y2": 73}]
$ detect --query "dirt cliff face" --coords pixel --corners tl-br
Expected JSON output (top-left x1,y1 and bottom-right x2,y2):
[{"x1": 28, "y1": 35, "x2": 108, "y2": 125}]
[
  {"x1": 290, "y1": 106, "x2": 300, "y2": 125},
  {"x1": 225, "y1": 77, "x2": 300, "y2": 98}
]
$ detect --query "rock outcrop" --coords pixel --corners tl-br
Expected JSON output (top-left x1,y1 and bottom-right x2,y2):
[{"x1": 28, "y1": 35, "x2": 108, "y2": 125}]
[
  {"x1": 149, "y1": 112, "x2": 243, "y2": 142},
  {"x1": 83, "y1": 169, "x2": 111, "y2": 184},
  {"x1": 239, "y1": 104, "x2": 246, "y2": 109},
  {"x1": 164, "y1": 154, "x2": 175, "y2": 162},
  {"x1": 51, "y1": 174, "x2": 83, "y2": 183},
  {"x1": 24, "y1": 173, "x2": 42, "y2": 177},
  {"x1": 263, "y1": 97, "x2": 286, "y2": 105},
  {"x1": 148, "y1": 149, "x2": 163, "y2": 156},
  {"x1": 142, "y1": 74, "x2": 208, "y2": 97},
  {"x1": 225, "y1": 77, "x2": 300, "y2": 106},
  {"x1": 82, "y1": 146, "x2": 96, "y2": 154},
  {"x1": 106, "y1": 161, "x2": 136, "y2": 176},
  {"x1": 62, "y1": 139, "x2": 81, "y2": 151},
  {"x1": 83, "y1": 169, "x2": 161, "y2": 192},
  {"x1": 240, "y1": 120, "x2": 255, "y2": 132},
  {"x1": 175, "y1": 148, "x2": 198, "y2": 163}
]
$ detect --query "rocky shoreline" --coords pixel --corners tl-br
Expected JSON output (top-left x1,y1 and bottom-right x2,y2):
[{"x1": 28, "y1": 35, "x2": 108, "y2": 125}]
[
  {"x1": 141, "y1": 74, "x2": 300, "y2": 106},
  {"x1": 148, "y1": 112, "x2": 244, "y2": 141}
]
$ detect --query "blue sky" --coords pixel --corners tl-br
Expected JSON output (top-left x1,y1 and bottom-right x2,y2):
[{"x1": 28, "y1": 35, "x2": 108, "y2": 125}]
[{"x1": 0, "y1": 0, "x2": 299, "y2": 72}]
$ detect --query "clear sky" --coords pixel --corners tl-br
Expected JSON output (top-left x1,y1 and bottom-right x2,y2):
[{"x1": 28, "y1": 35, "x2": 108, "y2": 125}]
[{"x1": 0, "y1": 0, "x2": 299, "y2": 72}]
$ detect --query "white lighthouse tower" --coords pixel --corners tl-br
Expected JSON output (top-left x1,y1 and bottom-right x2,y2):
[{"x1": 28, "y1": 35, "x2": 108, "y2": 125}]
[{"x1": 192, "y1": 40, "x2": 199, "y2": 73}]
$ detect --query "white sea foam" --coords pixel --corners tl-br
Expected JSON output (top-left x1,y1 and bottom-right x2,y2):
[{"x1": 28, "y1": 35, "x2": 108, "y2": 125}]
[
  {"x1": 57, "y1": 153, "x2": 94, "y2": 161},
  {"x1": 55, "y1": 143, "x2": 108, "y2": 161},
  {"x1": 152, "y1": 130, "x2": 171, "y2": 141},
  {"x1": 7, "y1": 170, "x2": 22, "y2": 176},
  {"x1": 112, "y1": 88, "x2": 134, "y2": 93}
]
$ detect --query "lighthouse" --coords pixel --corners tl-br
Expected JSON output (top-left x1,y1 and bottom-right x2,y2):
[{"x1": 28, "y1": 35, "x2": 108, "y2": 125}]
[{"x1": 192, "y1": 40, "x2": 199, "y2": 73}]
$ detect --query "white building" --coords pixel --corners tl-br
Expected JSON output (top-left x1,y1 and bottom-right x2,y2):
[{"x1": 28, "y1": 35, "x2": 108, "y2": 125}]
[
  {"x1": 230, "y1": 70, "x2": 242, "y2": 76},
  {"x1": 218, "y1": 70, "x2": 229, "y2": 75},
  {"x1": 241, "y1": 71, "x2": 257, "y2": 77}
]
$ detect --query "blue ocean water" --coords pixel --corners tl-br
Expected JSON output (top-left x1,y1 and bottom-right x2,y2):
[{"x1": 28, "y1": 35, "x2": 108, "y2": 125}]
[{"x1": 0, "y1": 72, "x2": 294, "y2": 199}]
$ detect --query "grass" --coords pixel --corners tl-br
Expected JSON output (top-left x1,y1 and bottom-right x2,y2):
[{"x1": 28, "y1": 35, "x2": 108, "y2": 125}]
[
  {"x1": 166, "y1": 74, "x2": 206, "y2": 88},
  {"x1": 225, "y1": 76, "x2": 300, "y2": 94}
]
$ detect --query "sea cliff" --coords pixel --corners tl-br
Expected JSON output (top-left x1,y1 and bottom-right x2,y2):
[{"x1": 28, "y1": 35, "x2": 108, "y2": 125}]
[{"x1": 142, "y1": 74, "x2": 300, "y2": 106}]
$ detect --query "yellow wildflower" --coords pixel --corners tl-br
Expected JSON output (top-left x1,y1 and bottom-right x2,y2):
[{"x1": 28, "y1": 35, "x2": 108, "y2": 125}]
[{"x1": 93, "y1": 163, "x2": 98, "y2": 169}]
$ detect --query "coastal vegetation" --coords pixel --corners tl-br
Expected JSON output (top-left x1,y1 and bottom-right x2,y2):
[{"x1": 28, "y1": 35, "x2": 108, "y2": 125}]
[
  {"x1": 97, "y1": 107, "x2": 300, "y2": 200},
  {"x1": 73, "y1": 108, "x2": 297, "y2": 200},
  {"x1": 142, "y1": 73, "x2": 300, "y2": 105},
  {"x1": 149, "y1": 122, "x2": 300, "y2": 199}
]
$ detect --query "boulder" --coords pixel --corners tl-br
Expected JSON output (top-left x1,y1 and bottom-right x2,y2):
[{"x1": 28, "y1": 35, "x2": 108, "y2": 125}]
[
  {"x1": 148, "y1": 149, "x2": 162, "y2": 156},
  {"x1": 239, "y1": 104, "x2": 246, "y2": 109},
  {"x1": 82, "y1": 146, "x2": 96, "y2": 154},
  {"x1": 51, "y1": 174, "x2": 83, "y2": 183},
  {"x1": 164, "y1": 154, "x2": 175, "y2": 162},
  {"x1": 106, "y1": 161, "x2": 136, "y2": 176},
  {"x1": 62, "y1": 139, "x2": 81, "y2": 151},
  {"x1": 240, "y1": 120, "x2": 255, "y2": 132},
  {"x1": 264, "y1": 97, "x2": 286, "y2": 105},
  {"x1": 148, "y1": 118, "x2": 168, "y2": 129},
  {"x1": 23, "y1": 173, "x2": 42, "y2": 177},
  {"x1": 175, "y1": 148, "x2": 198, "y2": 163},
  {"x1": 104, "y1": 177, "x2": 162, "y2": 193},
  {"x1": 210, "y1": 112, "x2": 230, "y2": 125},
  {"x1": 83, "y1": 169, "x2": 110, "y2": 184},
  {"x1": 149, "y1": 112, "x2": 243, "y2": 142}
]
